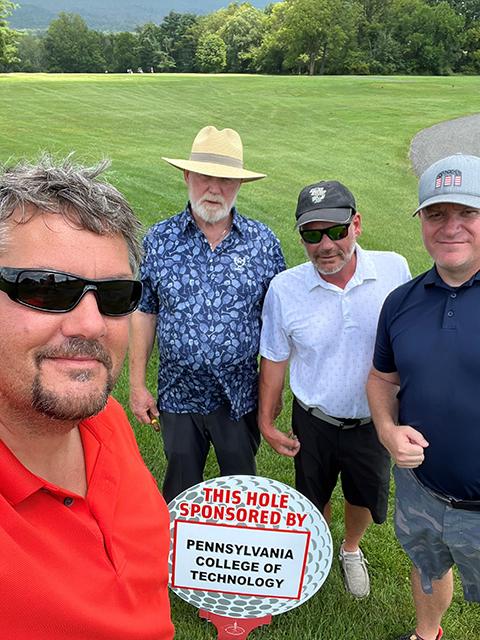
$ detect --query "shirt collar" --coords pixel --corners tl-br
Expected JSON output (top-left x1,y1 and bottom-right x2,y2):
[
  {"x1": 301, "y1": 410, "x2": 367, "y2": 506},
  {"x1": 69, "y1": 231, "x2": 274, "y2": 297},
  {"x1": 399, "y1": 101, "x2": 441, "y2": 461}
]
[
  {"x1": 0, "y1": 439, "x2": 46, "y2": 505},
  {"x1": 305, "y1": 244, "x2": 377, "y2": 292},
  {"x1": 424, "y1": 265, "x2": 480, "y2": 289},
  {"x1": 180, "y1": 203, "x2": 244, "y2": 235},
  {"x1": 0, "y1": 404, "x2": 114, "y2": 506}
]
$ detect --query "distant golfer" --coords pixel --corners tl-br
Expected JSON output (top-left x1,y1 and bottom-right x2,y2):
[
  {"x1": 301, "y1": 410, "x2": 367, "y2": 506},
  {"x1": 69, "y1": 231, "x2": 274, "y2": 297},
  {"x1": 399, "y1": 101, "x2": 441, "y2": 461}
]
[
  {"x1": 129, "y1": 125, "x2": 285, "y2": 502},
  {"x1": 259, "y1": 180, "x2": 410, "y2": 598},
  {"x1": 368, "y1": 154, "x2": 480, "y2": 640}
]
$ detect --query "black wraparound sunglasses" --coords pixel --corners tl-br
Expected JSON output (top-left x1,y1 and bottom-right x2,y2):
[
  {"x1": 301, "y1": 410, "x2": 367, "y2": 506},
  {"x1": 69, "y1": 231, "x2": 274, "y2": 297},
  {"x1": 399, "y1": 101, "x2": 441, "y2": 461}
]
[
  {"x1": 299, "y1": 223, "x2": 351, "y2": 244},
  {"x1": 0, "y1": 267, "x2": 143, "y2": 316}
]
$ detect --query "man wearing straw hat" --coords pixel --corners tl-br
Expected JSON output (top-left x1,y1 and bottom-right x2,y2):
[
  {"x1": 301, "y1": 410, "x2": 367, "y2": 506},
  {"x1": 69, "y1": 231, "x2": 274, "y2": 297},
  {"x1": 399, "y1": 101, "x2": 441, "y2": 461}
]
[{"x1": 129, "y1": 126, "x2": 285, "y2": 502}]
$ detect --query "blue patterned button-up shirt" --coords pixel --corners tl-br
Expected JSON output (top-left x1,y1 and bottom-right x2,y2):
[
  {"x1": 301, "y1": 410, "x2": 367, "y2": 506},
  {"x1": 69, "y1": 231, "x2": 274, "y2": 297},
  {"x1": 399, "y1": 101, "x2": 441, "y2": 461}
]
[{"x1": 138, "y1": 205, "x2": 286, "y2": 421}]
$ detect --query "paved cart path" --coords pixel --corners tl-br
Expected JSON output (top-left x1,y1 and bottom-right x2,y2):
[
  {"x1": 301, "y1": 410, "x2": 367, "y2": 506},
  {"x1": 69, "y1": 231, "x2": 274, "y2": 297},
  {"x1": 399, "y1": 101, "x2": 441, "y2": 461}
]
[{"x1": 410, "y1": 113, "x2": 480, "y2": 176}]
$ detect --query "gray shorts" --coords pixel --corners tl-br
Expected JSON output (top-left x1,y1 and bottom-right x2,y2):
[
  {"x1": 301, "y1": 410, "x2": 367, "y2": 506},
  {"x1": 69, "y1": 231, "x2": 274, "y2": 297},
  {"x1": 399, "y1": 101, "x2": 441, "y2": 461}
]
[{"x1": 394, "y1": 466, "x2": 480, "y2": 602}]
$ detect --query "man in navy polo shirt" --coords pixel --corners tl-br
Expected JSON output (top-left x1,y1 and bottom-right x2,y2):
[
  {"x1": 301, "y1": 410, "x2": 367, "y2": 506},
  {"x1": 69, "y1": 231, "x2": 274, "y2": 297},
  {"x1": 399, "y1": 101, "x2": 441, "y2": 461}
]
[{"x1": 367, "y1": 154, "x2": 480, "y2": 640}]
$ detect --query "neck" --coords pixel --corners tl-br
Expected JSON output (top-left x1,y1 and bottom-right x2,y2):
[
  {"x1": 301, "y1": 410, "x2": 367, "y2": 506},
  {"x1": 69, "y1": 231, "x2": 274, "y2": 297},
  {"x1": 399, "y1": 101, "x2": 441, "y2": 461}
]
[
  {"x1": 0, "y1": 408, "x2": 87, "y2": 496},
  {"x1": 191, "y1": 209, "x2": 233, "y2": 229},
  {"x1": 436, "y1": 263, "x2": 480, "y2": 287},
  {"x1": 191, "y1": 210, "x2": 233, "y2": 250},
  {"x1": 318, "y1": 252, "x2": 357, "y2": 290}
]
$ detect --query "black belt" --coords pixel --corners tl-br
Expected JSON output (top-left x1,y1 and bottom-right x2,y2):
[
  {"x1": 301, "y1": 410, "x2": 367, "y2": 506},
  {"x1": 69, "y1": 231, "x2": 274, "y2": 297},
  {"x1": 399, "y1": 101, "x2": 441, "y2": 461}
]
[
  {"x1": 295, "y1": 397, "x2": 371, "y2": 430},
  {"x1": 408, "y1": 470, "x2": 480, "y2": 512},
  {"x1": 449, "y1": 499, "x2": 480, "y2": 512},
  {"x1": 430, "y1": 489, "x2": 480, "y2": 512}
]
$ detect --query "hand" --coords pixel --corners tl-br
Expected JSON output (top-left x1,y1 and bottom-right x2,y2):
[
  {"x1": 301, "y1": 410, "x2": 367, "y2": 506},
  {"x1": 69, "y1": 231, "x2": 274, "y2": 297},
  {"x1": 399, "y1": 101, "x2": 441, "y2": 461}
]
[
  {"x1": 381, "y1": 425, "x2": 429, "y2": 468},
  {"x1": 260, "y1": 424, "x2": 301, "y2": 458},
  {"x1": 130, "y1": 386, "x2": 159, "y2": 426}
]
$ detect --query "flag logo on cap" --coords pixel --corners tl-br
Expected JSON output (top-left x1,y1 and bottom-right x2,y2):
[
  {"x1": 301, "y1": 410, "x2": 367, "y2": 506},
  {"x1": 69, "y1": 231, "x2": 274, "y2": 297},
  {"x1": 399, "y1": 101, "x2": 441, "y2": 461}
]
[
  {"x1": 309, "y1": 186, "x2": 326, "y2": 203},
  {"x1": 435, "y1": 170, "x2": 462, "y2": 189}
]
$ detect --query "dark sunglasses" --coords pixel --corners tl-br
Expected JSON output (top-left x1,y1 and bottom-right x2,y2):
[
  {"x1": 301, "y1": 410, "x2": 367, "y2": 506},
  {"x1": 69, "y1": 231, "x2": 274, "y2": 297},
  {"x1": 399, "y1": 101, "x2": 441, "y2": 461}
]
[
  {"x1": 299, "y1": 223, "x2": 351, "y2": 244},
  {"x1": 0, "y1": 268, "x2": 143, "y2": 316}
]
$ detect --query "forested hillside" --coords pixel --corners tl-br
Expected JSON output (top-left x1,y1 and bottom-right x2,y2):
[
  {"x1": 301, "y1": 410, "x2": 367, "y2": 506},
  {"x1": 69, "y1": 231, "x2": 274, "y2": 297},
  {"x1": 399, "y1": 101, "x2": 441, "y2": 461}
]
[{"x1": 10, "y1": 0, "x2": 273, "y2": 30}]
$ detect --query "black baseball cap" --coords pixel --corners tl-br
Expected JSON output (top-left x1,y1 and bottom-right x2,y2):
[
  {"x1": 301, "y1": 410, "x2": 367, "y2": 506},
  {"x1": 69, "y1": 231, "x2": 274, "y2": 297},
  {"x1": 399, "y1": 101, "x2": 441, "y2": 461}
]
[{"x1": 295, "y1": 180, "x2": 356, "y2": 227}]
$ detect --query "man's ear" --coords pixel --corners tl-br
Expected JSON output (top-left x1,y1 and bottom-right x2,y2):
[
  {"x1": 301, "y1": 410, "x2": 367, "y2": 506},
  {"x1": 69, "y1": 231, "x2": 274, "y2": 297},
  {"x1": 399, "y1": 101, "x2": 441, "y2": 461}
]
[{"x1": 352, "y1": 212, "x2": 362, "y2": 238}]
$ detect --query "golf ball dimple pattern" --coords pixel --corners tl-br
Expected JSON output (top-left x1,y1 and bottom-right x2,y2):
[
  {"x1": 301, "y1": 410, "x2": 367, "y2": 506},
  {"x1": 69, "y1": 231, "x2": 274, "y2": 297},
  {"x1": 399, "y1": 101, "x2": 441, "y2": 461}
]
[{"x1": 168, "y1": 475, "x2": 333, "y2": 618}]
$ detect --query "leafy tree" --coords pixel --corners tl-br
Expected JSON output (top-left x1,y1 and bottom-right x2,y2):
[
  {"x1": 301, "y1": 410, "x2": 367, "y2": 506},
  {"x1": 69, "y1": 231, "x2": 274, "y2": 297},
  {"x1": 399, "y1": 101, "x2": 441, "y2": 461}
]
[
  {"x1": 426, "y1": 0, "x2": 479, "y2": 70},
  {"x1": 155, "y1": 48, "x2": 176, "y2": 72},
  {"x1": 0, "y1": 0, "x2": 19, "y2": 68},
  {"x1": 260, "y1": 0, "x2": 362, "y2": 75},
  {"x1": 458, "y1": 23, "x2": 480, "y2": 71},
  {"x1": 426, "y1": 0, "x2": 480, "y2": 26},
  {"x1": 220, "y1": 3, "x2": 267, "y2": 72},
  {"x1": 253, "y1": 2, "x2": 288, "y2": 73},
  {"x1": 135, "y1": 22, "x2": 163, "y2": 70},
  {"x1": 195, "y1": 32, "x2": 227, "y2": 72},
  {"x1": 387, "y1": 0, "x2": 464, "y2": 74},
  {"x1": 193, "y1": 3, "x2": 265, "y2": 72},
  {"x1": 159, "y1": 11, "x2": 198, "y2": 72},
  {"x1": 353, "y1": 0, "x2": 397, "y2": 73},
  {"x1": 135, "y1": 22, "x2": 176, "y2": 71},
  {"x1": 44, "y1": 13, "x2": 106, "y2": 72},
  {"x1": 110, "y1": 32, "x2": 139, "y2": 73},
  {"x1": 10, "y1": 32, "x2": 45, "y2": 72}
]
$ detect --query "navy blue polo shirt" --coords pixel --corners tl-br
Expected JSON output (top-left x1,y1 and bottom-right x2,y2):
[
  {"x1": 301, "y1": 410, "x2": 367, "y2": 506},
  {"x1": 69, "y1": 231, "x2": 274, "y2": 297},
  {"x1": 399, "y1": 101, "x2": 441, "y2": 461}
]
[{"x1": 373, "y1": 266, "x2": 480, "y2": 500}]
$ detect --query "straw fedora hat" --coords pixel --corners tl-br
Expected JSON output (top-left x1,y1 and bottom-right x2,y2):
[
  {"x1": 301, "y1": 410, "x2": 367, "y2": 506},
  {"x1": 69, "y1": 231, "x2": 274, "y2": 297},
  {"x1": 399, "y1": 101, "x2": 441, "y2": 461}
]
[{"x1": 162, "y1": 126, "x2": 266, "y2": 182}]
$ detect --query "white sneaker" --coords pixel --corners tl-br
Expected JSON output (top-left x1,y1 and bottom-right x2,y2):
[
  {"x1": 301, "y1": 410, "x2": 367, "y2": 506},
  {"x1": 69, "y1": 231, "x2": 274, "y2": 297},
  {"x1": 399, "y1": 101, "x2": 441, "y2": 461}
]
[{"x1": 338, "y1": 544, "x2": 370, "y2": 598}]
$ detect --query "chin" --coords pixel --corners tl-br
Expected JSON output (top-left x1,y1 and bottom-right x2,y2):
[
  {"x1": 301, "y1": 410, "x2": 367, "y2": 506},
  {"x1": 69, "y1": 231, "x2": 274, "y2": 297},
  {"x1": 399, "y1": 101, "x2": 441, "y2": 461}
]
[
  {"x1": 437, "y1": 257, "x2": 470, "y2": 270},
  {"x1": 32, "y1": 374, "x2": 113, "y2": 421}
]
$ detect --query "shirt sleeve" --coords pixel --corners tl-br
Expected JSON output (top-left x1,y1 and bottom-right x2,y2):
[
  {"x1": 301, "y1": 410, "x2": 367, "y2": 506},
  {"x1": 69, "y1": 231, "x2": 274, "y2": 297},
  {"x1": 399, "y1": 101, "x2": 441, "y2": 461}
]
[
  {"x1": 372, "y1": 294, "x2": 397, "y2": 373},
  {"x1": 400, "y1": 255, "x2": 412, "y2": 284},
  {"x1": 137, "y1": 230, "x2": 160, "y2": 315},
  {"x1": 259, "y1": 279, "x2": 291, "y2": 362},
  {"x1": 270, "y1": 232, "x2": 286, "y2": 276}
]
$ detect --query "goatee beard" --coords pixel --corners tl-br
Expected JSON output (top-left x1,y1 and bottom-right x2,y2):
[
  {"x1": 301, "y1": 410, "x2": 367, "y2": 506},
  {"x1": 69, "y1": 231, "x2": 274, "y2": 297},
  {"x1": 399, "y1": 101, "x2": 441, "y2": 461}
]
[{"x1": 32, "y1": 337, "x2": 115, "y2": 421}]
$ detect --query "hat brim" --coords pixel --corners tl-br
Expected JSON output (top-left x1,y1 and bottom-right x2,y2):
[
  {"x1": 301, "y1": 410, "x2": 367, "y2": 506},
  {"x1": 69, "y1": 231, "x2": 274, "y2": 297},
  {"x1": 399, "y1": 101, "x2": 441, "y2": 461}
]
[
  {"x1": 295, "y1": 208, "x2": 353, "y2": 228},
  {"x1": 162, "y1": 157, "x2": 266, "y2": 183},
  {"x1": 413, "y1": 193, "x2": 480, "y2": 216}
]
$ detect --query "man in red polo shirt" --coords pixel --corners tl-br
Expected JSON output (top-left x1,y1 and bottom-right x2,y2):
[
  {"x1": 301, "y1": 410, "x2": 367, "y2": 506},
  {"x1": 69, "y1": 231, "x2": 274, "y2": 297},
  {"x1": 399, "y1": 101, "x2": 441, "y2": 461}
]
[{"x1": 0, "y1": 157, "x2": 174, "y2": 640}]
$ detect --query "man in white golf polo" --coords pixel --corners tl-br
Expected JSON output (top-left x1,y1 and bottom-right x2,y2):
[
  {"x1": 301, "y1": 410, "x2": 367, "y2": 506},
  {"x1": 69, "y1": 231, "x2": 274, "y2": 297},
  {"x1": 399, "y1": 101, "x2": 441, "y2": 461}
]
[{"x1": 259, "y1": 179, "x2": 410, "y2": 598}]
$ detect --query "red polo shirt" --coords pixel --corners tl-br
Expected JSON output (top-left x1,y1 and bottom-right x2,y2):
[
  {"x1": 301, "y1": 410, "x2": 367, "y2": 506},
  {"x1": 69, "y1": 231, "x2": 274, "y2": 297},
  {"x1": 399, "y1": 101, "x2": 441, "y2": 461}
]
[{"x1": 0, "y1": 397, "x2": 174, "y2": 640}]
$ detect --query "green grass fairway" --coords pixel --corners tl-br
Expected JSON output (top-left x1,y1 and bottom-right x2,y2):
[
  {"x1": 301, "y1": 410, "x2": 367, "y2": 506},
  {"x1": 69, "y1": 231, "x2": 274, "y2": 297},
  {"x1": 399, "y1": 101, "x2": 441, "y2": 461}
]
[{"x1": 1, "y1": 73, "x2": 479, "y2": 640}]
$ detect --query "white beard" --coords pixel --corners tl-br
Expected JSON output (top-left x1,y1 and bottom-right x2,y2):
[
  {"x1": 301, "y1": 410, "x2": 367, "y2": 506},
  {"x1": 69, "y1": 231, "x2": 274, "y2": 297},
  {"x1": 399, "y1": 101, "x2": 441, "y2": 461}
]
[{"x1": 191, "y1": 195, "x2": 231, "y2": 223}]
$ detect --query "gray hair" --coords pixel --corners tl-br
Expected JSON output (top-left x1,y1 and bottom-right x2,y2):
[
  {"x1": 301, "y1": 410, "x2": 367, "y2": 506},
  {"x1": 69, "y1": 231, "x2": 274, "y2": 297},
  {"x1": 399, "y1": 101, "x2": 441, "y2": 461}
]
[{"x1": 0, "y1": 155, "x2": 143, "y2": 272}]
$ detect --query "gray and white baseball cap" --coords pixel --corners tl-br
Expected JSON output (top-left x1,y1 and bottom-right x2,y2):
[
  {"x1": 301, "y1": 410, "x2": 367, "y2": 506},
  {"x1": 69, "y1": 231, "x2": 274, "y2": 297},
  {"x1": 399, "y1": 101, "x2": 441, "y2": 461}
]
[{"x1": 414, "y1": 153, "x2": 480, "y2": 215}]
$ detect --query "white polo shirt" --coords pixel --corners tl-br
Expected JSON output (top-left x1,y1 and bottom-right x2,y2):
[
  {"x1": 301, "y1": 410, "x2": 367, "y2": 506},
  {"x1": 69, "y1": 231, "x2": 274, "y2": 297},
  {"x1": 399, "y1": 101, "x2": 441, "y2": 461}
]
[{"x1": 260, "y1": 245, "x2": 411, "y2": 418}]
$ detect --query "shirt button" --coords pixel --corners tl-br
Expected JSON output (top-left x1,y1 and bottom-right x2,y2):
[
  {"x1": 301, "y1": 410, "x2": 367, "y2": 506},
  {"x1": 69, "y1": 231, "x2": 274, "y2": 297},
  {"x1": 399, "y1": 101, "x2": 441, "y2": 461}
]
[
  {"x1": 447, "y1": 310, "x2": 454, "y2": 317},
  {"x1": 450, "y1": 293, "x2": 457, "y2": 298},
  {"x1": 64, "y1": 497, "x2": 74, "y2": 507}
]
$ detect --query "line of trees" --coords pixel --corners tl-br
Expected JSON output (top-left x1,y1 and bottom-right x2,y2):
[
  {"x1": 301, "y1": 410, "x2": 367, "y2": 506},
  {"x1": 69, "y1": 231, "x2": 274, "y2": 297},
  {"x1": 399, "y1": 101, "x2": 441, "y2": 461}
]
[{"x1": 2, "y1": 0, "x2": 480, "y2": 75}]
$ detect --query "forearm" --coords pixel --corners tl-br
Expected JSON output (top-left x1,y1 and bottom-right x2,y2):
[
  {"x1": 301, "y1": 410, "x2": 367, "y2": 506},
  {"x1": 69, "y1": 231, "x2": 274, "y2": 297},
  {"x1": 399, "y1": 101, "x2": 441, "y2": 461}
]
[
  {"x1": 129, "y1": 311, "x2": 157, "y2": 388},
  {"x1": 258, "y1": 357, "x2": 288, "y2": 433},
  {"x1": 367, "y1": 367, "x2": 429, "y2": 467},
  {"x1": 366, "y1": 367, "x2": 400, "y2": 444},
  {"x1": 258, "y1": 357, "x2": 299, "y2": 457}
]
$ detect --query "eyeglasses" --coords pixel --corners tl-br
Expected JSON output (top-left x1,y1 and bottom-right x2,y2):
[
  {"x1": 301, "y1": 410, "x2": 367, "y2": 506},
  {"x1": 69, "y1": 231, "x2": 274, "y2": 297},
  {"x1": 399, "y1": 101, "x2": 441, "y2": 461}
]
[
  {"x1": 0, "y1": 268, "x2": 143, "y2": 316},
  {"x1": 299, "y1": 223, "x2": 351, "y2": 244}
]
